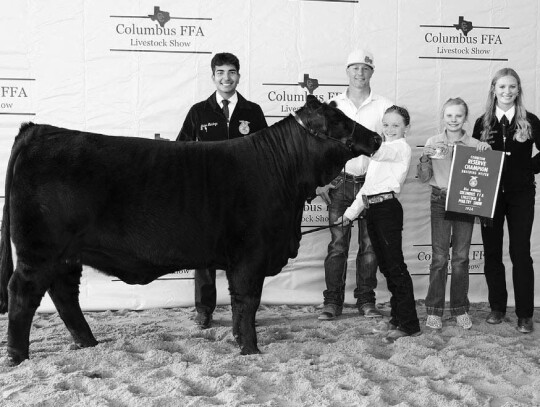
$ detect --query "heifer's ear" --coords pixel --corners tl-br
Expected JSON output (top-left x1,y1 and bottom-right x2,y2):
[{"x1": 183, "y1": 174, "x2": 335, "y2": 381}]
[
  {"x1": 328, "y1": 101, "x2": 337, "y2": 108},
  {"x1": 305, "y1": 94, "x2": 320, "y2": 108}
]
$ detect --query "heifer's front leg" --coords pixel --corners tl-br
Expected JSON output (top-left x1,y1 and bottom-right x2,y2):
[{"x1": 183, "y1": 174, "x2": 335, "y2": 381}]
[
  {"x1": 47, "y1": 265, "x2": 98, "y2": 349},
  {"x1": 6, "y1": 262, "x2": 52, "y2": 365},
  {"x1": 227, "y1": 269, "x2": 264, "y2": 355}
]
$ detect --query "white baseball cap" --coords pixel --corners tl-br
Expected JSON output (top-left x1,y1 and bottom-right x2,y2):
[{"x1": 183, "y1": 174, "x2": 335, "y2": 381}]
[{"x1": 346, "y1": 49, "x2": 375, "y2": 69}]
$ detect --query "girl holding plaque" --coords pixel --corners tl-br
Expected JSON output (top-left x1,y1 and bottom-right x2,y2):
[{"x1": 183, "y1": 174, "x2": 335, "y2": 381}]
[
  {"x1": 418, "y1": 98, "x2": 490, "y2": 330},
  {"x1": 472, "y1": 68, "x2": 540, "y2": 334}
]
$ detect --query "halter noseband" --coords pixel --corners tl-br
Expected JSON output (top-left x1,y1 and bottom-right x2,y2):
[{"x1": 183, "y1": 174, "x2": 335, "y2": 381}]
[{"x1": 292, "y1": 111, "x2": 355, "y2": 152}]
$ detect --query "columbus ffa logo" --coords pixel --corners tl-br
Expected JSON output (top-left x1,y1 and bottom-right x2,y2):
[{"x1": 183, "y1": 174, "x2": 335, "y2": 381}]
[
  {"x1": 148, "y1": 6, "x2": 170, "y2": 27},
  {"x1": 469, "y1": 176, "x2": 478, "y2": 187},
  {"x1": 420, "y1": 15, "x2": 508, "y2": 61},
  {"x1": 298, "y1": 74, "x2": 319, "y2": 95},
  {"x1": 263, "y1": 74, "x2": 346, "y2": 117},
  {"x1": 453, "y1": 16, "x2": 473, "y2": 36},
  {"x1": 239, "y1": 120, "x2": 250, "y2": 135},
  {"x1": 110, "y1": 6, "x2": 211, "y2": 54},
  {"x1": 0, "y1": 78, "x2": 35, "y2": 116}
]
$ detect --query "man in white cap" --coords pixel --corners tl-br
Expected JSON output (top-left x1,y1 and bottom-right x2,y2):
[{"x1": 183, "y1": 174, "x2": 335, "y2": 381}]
[{"x1": 317, "y1": 49, "x2": 393, "y2": 320}]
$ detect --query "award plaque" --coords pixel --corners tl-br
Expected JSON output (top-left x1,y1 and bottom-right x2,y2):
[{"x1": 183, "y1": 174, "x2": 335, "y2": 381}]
[{"x1": 445, "y1": 145, "x2": 504, "y2": 218}]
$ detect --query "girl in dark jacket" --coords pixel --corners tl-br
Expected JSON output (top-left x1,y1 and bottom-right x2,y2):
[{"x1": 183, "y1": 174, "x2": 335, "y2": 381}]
[{"x1": 472, "y1": 68, "x2": 540, "y2": 333}]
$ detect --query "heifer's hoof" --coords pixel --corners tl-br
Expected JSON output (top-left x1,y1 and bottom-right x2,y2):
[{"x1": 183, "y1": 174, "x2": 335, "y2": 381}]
[
  {"x1": 240, "y1": 346, "x2": 261, "y2": 355},
  {"x1": 7, "y1": 348, "x2": 28, "y2": 366},
  {"x1": 70, "y1": 340, "x2": 99, "y2": 351},
  {"x1": 7, "y1": 357, "x2": 24, "y2": 367},
  {"x1": 233, "y1": 334, "x2": 243, "y2": 348},
  {"x1": 76, "y1": 338, "x2": 99, "y2": 348}
]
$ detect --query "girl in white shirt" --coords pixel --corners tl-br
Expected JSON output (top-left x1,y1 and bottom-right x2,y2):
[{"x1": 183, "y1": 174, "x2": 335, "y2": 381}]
[{"x1": 340, "y1": 105, "x2": 420, "y2": 342}]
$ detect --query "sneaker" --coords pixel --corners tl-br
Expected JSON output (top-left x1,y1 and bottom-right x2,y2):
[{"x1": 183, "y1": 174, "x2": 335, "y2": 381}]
[
  {"x1": 456, "y1": 313, "x2": 472, "y2": 330},
  {"x1": 383, "y1": 328, "x2": 421, "y2": 343},
  {"x1": 426, "y1": 315, "x2": 442, "y2": 329},
  {"x1": 358, "y1": 303, "x2": 383, "y2": 318},
  {"x1": 318, "y1": 303, "x2": 343, "y2": 321}
]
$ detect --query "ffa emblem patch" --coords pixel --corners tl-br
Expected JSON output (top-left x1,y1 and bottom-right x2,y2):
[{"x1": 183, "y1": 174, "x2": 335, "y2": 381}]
[
  {"x1": 515, "y1": 132, "x2": 527, "y2": 143},
  {"x1": 469, "y1": 176, "x2": 478, "y2": 187},
  {"x1": 239, "y1": 120, "x2": 250, "y2": 135}
]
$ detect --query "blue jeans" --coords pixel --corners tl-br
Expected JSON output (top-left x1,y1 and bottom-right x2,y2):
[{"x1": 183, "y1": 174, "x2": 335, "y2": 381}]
[
  {"x1": 366, "y1": 197, "x2": 420, "y2": 334},
  {"x1": 425, "y1": 187, "x2": 474, "y2": 317},
  {"x1": 323, "y1": 174, "x2": 378, "y2": 307}
]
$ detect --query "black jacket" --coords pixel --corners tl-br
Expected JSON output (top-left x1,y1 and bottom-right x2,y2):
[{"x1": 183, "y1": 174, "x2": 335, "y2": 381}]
[
  {"x1": 472, "y1": 111, "x2": 540, "y2": 191},
  {"x1": 177, "y1": 92, "x2": 267, "y2": 142}
]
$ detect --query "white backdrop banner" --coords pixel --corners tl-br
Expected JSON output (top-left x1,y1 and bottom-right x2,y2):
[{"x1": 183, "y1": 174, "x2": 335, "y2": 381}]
[{"x1": 0, "y1": 0, "x2": 539, "y2": 311}]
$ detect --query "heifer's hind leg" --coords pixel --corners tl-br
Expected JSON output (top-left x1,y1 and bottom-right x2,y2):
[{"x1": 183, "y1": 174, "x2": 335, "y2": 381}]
[
  {"x1": 6, "y1": 261, "x2": 53, "y2": 365},
  {"x1": 227, "y1": 268, "x2": 264, "y2": 355},
  {"x1": 47, "y1": 264, "x2": 98, "y2": 349}
]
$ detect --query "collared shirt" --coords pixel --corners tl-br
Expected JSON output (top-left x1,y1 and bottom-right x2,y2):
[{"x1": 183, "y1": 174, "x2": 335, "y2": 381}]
[
  {"x1": 331, "y1": 90, "x2": 393, "y2": 176},
  {"x1": 216, "y1": 92, "x2": 238, "y2": 123},
  {"x1": 496, "y1": 105, "x2": 515, "y2": 123},
  {"x1": 344, "y1": 137, "x2": 411, "y2": 221},
  {"x1": 417, "y1": 130, "x2": 481, "y2": 189}
]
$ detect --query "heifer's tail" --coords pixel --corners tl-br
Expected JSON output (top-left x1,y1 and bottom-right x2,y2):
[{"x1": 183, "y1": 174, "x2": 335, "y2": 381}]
[{"x1": 0, "y1": 122, "x2": 34, "y2": 313}]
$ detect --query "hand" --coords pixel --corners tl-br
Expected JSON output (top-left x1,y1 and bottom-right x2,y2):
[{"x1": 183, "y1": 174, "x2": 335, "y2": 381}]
[
  {"x1": 335, "y1": 215, "x2": 352, "y2": 227},
  {"x1": 422, "y1": 145, "x2": 437, "y2": 157},
  {"x1": 316, "y1": 184, "x2": 336, "y2": 205},
  {"x1": 476, "y1": 141, "x2": 491, "y2": 151}
]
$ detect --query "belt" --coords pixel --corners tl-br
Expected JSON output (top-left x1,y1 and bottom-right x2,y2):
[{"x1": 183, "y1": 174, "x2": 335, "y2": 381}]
[
  {"x1": 341, "y1": 172, "x2": 365, "y2": 182},
  {"x1": 362, "y1": 192, "x2": 395, "y2": 208}
]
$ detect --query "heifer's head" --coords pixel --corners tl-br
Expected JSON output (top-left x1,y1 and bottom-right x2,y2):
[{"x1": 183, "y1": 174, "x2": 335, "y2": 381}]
[{"x1": 294, "y1": 95, "x2": 382, "y2": 157}]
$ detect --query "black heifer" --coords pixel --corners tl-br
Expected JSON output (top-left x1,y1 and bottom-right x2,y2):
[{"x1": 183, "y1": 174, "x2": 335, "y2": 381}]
[{"x1": 0, "y1": 95, "x2": 381, "y2": 364}]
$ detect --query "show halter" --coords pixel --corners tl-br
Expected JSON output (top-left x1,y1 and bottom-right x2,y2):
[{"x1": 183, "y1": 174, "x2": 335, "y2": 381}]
[
  {"x1": 300, "y1": 220, "x2": 351, "y2": 235},
  {"x1": 292, "y1": 110, "x2": 356, "y2": 152}
]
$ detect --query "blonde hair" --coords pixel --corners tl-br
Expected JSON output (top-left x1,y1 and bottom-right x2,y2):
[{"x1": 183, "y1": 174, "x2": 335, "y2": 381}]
[
  {"x1": 480, "y1": 68, "x2": 531, "y2": 141},
  {"x1": 441, "y1": 97, "x2": 468, "y2": 130},
  {"x1": 441, "y1": 97, "x2": 468, "y2": 119}
]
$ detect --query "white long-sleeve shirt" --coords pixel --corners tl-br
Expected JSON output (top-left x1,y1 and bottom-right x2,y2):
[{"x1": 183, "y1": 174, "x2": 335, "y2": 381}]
[{"x1": 344, "y1": 137, "x2": 411, "y2": 221}]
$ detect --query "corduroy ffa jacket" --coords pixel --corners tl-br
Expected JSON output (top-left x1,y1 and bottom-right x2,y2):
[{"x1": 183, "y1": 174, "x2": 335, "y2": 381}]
[{"x1": 177, "y1": 92, "x2": 267, "y2": 142}]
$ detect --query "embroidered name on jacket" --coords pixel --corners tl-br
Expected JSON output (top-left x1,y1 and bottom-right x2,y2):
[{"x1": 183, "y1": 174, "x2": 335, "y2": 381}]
[{"x1": 200, "y1": 123, "x2": 218, "y2": 132}]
